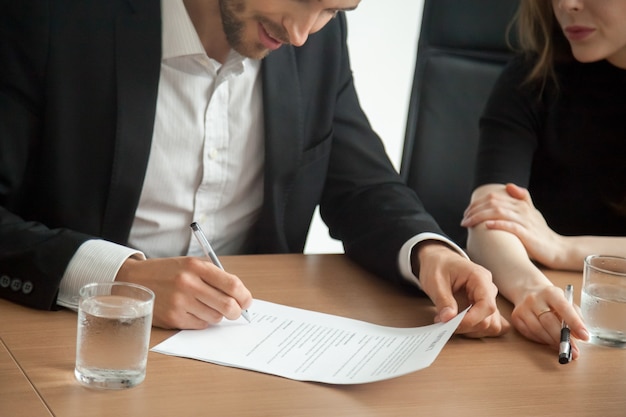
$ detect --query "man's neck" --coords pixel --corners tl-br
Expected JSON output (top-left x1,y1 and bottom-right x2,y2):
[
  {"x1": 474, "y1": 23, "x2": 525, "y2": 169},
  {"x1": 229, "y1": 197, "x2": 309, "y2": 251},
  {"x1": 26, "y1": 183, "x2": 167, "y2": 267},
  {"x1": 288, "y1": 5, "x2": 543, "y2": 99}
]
[{"x1": 183, "y1": 0, "x2": 231, "y2": 63}]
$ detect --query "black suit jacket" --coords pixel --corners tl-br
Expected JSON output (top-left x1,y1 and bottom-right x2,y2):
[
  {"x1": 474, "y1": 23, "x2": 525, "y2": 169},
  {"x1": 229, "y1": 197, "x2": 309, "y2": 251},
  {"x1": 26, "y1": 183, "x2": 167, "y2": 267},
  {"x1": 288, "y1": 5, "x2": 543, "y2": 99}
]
[{"x1": 0, "y1": 0, "x2": 443, "y2": 309}]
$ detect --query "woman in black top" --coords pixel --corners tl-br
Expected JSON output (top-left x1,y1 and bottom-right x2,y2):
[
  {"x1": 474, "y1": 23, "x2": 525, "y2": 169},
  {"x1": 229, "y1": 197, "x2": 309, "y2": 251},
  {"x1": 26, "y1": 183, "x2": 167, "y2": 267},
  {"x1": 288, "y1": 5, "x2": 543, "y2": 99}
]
[{"x1": 462, "y1": 0, "x2": 626, "y2": 358}]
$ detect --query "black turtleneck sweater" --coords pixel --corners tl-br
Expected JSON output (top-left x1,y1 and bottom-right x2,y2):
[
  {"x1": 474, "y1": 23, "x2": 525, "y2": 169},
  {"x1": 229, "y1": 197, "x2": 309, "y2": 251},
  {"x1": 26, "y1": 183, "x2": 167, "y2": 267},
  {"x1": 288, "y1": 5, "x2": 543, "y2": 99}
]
[{"x1": 475, "y1": 54, "x2": 626, "y2": 237}]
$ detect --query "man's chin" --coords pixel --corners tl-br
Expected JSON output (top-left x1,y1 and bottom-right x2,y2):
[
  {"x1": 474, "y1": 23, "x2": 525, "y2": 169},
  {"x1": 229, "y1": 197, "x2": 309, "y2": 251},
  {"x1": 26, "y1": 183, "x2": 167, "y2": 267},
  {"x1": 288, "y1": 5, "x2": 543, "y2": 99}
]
[{"x1": 233, "y1": 43, "x2": 274, "y2": 60}]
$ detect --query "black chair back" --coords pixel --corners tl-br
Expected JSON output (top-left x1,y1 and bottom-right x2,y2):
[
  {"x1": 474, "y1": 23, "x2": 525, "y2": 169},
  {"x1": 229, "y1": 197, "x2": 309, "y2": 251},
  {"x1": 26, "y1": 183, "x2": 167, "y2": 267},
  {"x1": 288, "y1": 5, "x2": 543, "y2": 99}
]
[{"x1": 400, "y1": 0, "x2": 519, "y2": 247}]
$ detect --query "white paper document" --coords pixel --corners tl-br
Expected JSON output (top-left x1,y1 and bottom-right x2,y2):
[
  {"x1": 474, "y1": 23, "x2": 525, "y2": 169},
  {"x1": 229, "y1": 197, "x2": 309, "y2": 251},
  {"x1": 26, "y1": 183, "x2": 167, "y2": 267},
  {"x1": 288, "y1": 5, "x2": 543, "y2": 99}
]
[{"x1": 151, "y1": 300, "x2": 468, "y2": 384}]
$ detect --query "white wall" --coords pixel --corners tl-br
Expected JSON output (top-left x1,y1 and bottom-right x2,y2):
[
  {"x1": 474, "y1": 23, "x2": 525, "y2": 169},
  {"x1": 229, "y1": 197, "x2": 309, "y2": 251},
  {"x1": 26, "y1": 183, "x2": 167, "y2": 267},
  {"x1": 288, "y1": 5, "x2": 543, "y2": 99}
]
[{"x1": 304, "y1": 0, "x2": 425, "y2": 254}]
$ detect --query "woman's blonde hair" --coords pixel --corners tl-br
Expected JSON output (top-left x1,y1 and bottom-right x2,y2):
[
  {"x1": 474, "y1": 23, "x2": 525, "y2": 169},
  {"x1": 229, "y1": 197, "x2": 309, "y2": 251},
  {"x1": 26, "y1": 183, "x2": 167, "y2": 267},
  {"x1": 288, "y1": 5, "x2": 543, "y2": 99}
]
[{"x1": 511, "y1": 0, "x2": 573, "y2": 88}]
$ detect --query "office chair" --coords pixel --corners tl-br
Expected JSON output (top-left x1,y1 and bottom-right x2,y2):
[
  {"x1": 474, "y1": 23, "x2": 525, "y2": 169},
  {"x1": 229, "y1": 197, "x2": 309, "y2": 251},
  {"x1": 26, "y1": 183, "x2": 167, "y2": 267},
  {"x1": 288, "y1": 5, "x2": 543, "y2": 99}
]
[{"x1": 400, "y1": 0, "x2": 519, "y2": 247}]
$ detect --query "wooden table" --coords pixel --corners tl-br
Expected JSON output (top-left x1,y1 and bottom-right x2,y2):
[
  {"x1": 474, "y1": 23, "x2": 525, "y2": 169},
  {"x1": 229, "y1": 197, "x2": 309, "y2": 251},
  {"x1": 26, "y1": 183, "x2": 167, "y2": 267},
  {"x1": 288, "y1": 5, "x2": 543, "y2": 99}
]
[
  {"x1": 0, "y1": 338, "x2": 53, "y2": 417},
  {"x1": 1, "y1": 254, "x2": 625, "y2": 417}
]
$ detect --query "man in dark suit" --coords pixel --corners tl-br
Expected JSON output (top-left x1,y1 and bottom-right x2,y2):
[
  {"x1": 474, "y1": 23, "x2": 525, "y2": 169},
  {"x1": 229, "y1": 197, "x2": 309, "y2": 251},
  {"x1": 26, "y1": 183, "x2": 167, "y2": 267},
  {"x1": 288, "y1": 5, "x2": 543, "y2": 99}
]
[{"x1": 0, "y1": 0, "x2": 509, "y2": 336}]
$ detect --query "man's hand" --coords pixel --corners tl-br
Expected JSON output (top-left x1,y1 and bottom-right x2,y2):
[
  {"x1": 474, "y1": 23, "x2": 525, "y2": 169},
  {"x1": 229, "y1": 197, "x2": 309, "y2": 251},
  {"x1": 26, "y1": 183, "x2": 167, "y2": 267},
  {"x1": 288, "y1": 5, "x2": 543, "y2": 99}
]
[
  {"x1": 116, "y1": 257, "x2": 253, "y2": 329},
  {"x1": 413, "y1": 241, "x2": 510, "y2": 337}
]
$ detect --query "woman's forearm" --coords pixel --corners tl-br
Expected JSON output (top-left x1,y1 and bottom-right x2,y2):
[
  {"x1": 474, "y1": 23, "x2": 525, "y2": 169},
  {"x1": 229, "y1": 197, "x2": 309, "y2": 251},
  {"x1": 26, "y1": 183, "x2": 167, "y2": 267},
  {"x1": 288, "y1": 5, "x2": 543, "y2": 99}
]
[
  {"x1": 558, "y1": 235, "x2": 626, "y2": 271},
  {"x1": 467, "y1": 224, "x2": 553, "y2": 306}
]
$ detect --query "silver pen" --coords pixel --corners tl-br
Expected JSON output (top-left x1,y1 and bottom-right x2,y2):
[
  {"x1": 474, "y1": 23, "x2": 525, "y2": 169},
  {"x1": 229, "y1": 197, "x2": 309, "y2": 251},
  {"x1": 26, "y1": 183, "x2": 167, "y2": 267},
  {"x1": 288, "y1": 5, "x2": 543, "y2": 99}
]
[
  {"x1": 558, "y1": 284, "x2": 574, "y2": 364},
  {"x1": 190, "y1": 222, "x2": 251, "y2": 323}
]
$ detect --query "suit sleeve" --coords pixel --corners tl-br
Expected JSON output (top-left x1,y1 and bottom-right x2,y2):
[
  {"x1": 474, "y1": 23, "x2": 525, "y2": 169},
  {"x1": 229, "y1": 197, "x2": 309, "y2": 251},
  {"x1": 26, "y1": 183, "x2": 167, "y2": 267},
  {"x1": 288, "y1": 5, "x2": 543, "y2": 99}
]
[
  {"x1": 319, "y1": 14, "x2": 446, "y2": 284},
  {"x1": 0, "y1": 0, "x2": 91, "y2": 310}
]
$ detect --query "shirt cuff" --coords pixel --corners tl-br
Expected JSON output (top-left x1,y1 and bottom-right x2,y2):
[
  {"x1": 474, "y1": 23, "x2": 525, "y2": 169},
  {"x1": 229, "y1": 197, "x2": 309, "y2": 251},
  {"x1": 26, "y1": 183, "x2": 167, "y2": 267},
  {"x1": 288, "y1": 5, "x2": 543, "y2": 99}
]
[
  {"x1": 57, "y1": 239, "x2": 145, "y2": 310},
  {"x1": 398, "y1": 232, "x2": 469, "y2": 290}
]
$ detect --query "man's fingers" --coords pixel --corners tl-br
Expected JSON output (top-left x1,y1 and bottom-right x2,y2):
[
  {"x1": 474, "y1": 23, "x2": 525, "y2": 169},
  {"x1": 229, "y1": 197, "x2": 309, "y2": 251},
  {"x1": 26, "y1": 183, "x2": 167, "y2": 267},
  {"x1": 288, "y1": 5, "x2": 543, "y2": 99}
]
[
  {"x1": 426, "y1": 280, "x2": 459, "y2": 324},
  {"x1": 434, "y1": 306, "x2": 456, "y2": 323},
  {"x1": 458, "y1": 311, "x2": 511, "y2": 338},
  {"x1": 190, "y1": 257, "x2": 253, "y2": 316}
]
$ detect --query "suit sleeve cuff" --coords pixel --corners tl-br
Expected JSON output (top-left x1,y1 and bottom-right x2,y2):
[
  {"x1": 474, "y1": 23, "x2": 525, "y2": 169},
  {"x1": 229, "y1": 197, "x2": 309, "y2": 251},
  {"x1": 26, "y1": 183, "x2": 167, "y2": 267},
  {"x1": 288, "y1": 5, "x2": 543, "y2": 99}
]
[
  {"x1": 56, "y1": 239, "x2": 145, "y2": 310},
  {"x1": 398, "y1": 232, "x2": 469, "y2": 290}
]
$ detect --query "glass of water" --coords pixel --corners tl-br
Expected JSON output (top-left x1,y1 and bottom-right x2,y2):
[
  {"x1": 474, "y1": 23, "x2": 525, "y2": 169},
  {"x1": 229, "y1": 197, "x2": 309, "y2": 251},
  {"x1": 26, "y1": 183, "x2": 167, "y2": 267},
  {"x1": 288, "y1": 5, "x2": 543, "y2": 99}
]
[
  {"x1": 581, "y1": 255, "x2": 626, "y2": 348},
  {"x1": 75, "y1": 282, "x2": 155, "y2": 389}
]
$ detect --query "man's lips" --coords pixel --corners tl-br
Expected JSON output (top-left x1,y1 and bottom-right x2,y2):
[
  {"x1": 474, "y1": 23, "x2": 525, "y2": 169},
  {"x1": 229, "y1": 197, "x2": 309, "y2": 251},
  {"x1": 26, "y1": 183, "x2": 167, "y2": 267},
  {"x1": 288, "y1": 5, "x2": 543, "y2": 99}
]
[
  {"x1": 258, "y1": 23, "x2": 284, "y2": 51},
  {"x1": 564, "y1": 25, "x2": 595, "y2": 41}
]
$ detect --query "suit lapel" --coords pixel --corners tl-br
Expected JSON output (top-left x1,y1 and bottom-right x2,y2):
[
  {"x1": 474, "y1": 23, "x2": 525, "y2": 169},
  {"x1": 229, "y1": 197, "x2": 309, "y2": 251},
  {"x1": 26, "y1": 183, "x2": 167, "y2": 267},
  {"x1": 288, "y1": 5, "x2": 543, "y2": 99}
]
[
  {"x1": 258, "y1": 47, "x2": 304, "y2": 251},
  {"x1": 101, "y1": 0, "x2": 161, "y2": 243},
  {"x1": 261, "y1": 46, "x2": 304, "y2": 190}
]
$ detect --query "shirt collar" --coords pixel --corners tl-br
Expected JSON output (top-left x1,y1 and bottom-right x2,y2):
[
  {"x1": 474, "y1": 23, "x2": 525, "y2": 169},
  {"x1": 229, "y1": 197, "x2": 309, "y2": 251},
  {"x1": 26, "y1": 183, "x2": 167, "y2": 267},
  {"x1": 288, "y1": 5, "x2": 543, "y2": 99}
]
[
  {"x1": 161, "y1": 0, "x2": 252, "y2": 75},
  {"x1": 162, "y1": 0, "x2": 206, "y2": 59}
]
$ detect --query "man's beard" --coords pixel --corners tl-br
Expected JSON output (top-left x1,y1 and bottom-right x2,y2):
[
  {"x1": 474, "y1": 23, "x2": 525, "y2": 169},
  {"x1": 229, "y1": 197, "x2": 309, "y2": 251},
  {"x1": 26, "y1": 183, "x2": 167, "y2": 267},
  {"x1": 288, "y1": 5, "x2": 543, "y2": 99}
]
[
  {"x1": 218, "y1": 0, "x2": 289, "y2": 59},
  {"x1": 219, "y1": 0, "x2": 247, "y2": 55}
]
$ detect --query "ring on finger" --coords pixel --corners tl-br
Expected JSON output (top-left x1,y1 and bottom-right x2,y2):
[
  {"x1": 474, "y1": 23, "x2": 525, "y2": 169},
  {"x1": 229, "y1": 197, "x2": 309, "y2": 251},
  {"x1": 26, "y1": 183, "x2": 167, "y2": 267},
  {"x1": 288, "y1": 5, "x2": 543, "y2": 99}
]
[{"x1": 536, "y1": 308, "x2": 553, "y2": 319}]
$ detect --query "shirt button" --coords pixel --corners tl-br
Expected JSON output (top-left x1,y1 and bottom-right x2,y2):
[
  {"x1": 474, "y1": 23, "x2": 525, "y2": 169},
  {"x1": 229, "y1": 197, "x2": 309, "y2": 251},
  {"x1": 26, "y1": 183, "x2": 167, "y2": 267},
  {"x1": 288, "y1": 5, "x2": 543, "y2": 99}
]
[
  {"x1": 0, "y1": 275, "x2": 10, "y2": 288},
  {"x1": 10, "y1": 278, "x2": 22, "y2": 292},
  {"x1": 208, "y1": 148, "x2": 218, "y2": 160},
  {"x1": 22, "y1": 281, "x2": 34, "y2": 294}
]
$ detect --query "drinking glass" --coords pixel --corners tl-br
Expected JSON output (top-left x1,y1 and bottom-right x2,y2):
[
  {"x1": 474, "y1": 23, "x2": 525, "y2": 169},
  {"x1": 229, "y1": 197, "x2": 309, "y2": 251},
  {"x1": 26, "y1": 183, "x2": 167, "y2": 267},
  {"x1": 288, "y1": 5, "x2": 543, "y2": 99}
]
[
  {"x1": 75, "y1": 282, "x2": 155, "y2": 389},
  {"x1": 581, "y1": 255, "x2": 626, "y2": 348}
]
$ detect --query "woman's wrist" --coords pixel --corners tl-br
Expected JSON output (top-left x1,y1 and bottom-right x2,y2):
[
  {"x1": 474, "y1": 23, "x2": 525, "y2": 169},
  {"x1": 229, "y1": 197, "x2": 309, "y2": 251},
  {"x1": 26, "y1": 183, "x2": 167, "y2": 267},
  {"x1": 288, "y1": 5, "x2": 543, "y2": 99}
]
[
  {"x1": 508, "y1": 276, "x2": 553, "y2": 306},
  {"x1": 552, "y1": 236, "x2": 585, "y2": 271}
]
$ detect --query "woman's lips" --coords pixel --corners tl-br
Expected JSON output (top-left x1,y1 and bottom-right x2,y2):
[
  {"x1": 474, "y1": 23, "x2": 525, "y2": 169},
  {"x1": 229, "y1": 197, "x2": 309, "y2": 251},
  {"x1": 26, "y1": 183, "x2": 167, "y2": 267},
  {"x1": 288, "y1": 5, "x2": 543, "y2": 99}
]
[
  {"x1": 258, "y1": 23, "x2": 283, "y2": 51},
  {"x1": 564, "y1": 25, "x2": 596, "y2": 41}
]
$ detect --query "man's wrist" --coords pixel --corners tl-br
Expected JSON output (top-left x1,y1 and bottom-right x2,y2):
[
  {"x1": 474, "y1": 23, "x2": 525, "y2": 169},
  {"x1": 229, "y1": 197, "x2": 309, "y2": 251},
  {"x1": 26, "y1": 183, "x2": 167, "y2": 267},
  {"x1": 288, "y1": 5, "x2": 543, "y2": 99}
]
[
  {"x1": 398, "y1": 233, "x2": 468, "y2": 289},
  {"x1": 115, "y1": 255, "x2": 144, "y2": 283},
  {"x1": 411, "y1": 240, "x2": 460, "y2": 277}
]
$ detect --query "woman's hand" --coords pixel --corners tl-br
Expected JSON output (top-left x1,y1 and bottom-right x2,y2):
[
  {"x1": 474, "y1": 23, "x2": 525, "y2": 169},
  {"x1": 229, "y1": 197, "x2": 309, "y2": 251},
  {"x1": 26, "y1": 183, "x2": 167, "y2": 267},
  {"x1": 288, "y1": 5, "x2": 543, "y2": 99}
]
[
  {"x1": 462, "y1": 183, "x2": 568, "y2": 269},
  {"x1": 510, "y1": 285, "x2": 589, "y2": 360}
]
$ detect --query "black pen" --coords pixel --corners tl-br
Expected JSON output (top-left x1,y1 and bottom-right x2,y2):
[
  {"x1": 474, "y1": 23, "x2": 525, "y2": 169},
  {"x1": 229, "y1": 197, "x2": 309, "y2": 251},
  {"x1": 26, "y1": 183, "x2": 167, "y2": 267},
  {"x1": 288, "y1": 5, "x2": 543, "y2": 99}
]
[
  {"x1": 190, "y1": 222, "x2": 251, "y2": 323},
  {"x1": 558, "y1": 284, "x2": 574, "y2": 364}
]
